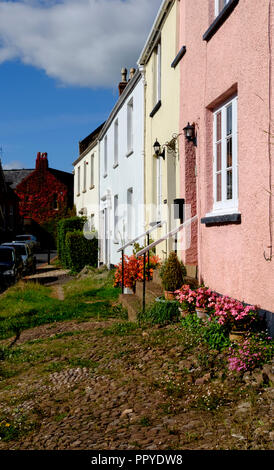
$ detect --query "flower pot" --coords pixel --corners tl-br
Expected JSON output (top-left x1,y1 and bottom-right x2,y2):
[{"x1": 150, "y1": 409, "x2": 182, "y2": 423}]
[
  {"x1": 195, "y1": 307, "x2": 207, "y2": 320},
  {"x1": 164, "y1": 290, "x2": 175, "y2": 300},
  {"x1": 229, "y1": 330, "x2": 245, "y2": 343},
  {"x1": 179, "y1": 306, "x2": 189, "y2": 318}
]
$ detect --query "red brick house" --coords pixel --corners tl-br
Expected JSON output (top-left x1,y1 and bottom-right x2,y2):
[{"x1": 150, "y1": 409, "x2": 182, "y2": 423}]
[{"x1": 3, "y1": 153, "x2": 73, "y2": 243}]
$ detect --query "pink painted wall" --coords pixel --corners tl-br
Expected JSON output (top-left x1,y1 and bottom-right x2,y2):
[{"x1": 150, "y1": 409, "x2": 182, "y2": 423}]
[{"x1": 179, "y1": 0, "x2": 274, "y2": 314}]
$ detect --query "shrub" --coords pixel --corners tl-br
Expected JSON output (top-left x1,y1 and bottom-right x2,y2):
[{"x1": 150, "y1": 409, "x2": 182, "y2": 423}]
[
  {"x1": 65, "y1": 230, "x2": 98, "y2": 272},
  {"x1": 113, "y1": 254, "x2": 160, "y2": 291},
  {"x1": 138, "y1": 300, "x2": 180, "y2": 326},
  {"x1": 227, "y1": 331, "x2": 274, "y2": 373},
  {"x1": 161, "y1": 252, "x2": 184, "y2": 292},
  {"x1": 57, "y1": 216, "x2": 86, "y2": 267}
]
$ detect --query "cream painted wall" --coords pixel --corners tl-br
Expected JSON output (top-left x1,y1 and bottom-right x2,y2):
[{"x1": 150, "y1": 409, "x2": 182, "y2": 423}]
[{"x1": 142, "y1": 0, "x2": 181, "y2": 259}]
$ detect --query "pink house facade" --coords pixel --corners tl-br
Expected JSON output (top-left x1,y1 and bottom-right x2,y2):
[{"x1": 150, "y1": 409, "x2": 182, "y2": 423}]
[{"x1": 178, "y1": 0, "x2": 274, "y2": 332}]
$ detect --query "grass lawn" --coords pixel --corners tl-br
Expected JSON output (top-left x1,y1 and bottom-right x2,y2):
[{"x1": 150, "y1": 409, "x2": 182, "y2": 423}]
[{"x1": 0, "y1": 268, "x2": 124, "y2": 341}]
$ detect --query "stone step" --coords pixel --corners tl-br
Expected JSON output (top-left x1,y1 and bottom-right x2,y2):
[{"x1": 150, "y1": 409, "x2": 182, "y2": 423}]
[
  {"x1": 119, "y1": 293, "x2": 142, "y2": 322},
  {"x1": 135, "y1": 280, "x2": 163, "y2": 303}
]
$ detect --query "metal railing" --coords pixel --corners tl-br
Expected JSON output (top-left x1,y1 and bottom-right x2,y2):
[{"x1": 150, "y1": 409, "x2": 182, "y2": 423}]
[
  {"x1": 117, "y1": 221, "x2": 164, "y2": 294},
  {"x1": 135, "y1": 215, "x2": 198, "y2": 314}
]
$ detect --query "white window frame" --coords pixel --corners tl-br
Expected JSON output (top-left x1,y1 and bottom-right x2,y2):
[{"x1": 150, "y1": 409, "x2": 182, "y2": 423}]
[
  {"x1": 211, "y1": 95, "x2": 238, "y2": 215},
  {"x1": 127, "y1": 188, "x2": 133, "y2": 241},
  {"x1": 90, "y1": 153, "x2": 94, "y2": 188},
  {"x1": 83, "y1": 161, "x2": 87, "y2": 192},
  {"x1": 114, "y1": 119, "x2": 119, "y2": 166},
  {"x1": 104, "y1": 135, "x2": 108, "y2": 177},
  {"x1": 127, "y1": 99, "x2": 133, "y2": 156},
  {"x1": 153, "y1": 42, "x2": 161, "y2": 106},
  {"x1": 77, "y1": 166, "x2": 81, "y2": 195},
  {"x1": 215, "y1": 0, "x2": 229, "y2": 17},
  {"x1": 113, "y1": 194, "x2": 119, "y2": 243}
]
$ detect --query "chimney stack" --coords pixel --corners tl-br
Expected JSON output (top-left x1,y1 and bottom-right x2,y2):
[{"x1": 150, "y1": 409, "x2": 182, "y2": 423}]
[
  {"x1": 129, "y1": 68, "x2": 136, "y2": 80},
  {"x1": 118, "y1": 67, "x2": 128, "y2": 96},
  {"x1": 36, "y1": 152, "x2": 48, "y2": 172}
]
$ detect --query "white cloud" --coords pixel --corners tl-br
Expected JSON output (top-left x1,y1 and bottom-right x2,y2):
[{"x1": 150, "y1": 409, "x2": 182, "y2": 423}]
[
  {"x1": 0, "y1": 0, "x2": 162, "y2": 87},
  {"x1": 2, "y1": 160, "x2": 25, "y2": 169}
]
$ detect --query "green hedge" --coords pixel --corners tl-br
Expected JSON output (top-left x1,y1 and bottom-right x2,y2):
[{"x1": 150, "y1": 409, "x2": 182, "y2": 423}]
[
  {"x1": 57, "y1": 217, "x2": 86, "y2": 266},
  {"x1": 65, "y1": 230, "x2": 98, "y2": 272}
]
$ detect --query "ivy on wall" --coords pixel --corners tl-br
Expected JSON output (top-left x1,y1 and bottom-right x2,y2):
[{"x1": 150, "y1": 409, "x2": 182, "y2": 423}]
[{"x1": 15, "y1": 169, "x2": 68, "y2": 224}]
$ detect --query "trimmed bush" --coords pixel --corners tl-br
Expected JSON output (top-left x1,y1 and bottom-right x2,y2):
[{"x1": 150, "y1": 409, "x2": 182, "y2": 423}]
[
  {"x1": 161, "y1": 251, "x2": 185, "y2": 292},
  {"x1": 65, "y1": 230, "x2": 98, "y2": 272},
  {"x1": 57, "y1": 217, "x2": 86, "y2": 267}
]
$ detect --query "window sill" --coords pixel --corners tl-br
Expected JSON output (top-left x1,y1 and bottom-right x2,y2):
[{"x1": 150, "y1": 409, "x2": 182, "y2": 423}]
[
  {"x1": 113, "y1": 162, "x2": 119, "y2": 169},
  {"x1": 203, "y1": 0, "x2": 239, "y2": 42},
  {"x1": 201, "y1": 212, "x2": 241, "y2": 226},
  {"x1": 126, "y1": 150, "x2": 133, "y2": 158},
  {"x1": 150, "y1": 100, "x2": 161, "y2": 118},
  {"x1": 171, "y1": 46, "x2": 186, "y2": 68},
  {"x1": 89, "y1": 185, "x2": 95, "y2": 190}
]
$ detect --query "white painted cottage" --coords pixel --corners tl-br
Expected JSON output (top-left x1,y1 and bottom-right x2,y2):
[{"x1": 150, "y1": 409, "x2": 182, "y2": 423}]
[
  {"x1": 99, "y1": 68, "x2": 145, "y2": 267},
  {"x1": 73, "y1": 123, "x2": 104, "y2": 233}
]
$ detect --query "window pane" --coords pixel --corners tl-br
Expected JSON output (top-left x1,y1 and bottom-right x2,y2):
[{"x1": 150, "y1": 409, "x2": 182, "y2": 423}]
[
  {"x1": 226, "y1": 137, "x2": 232, "y2": 167},
  {"x1": 216, "y1": 112, "x2": 221, "y2": 141},
  {"x1": 217, "y1": 173, "x2": 222, "y2": 201},
  {"x1": 227, "y1": 170, "x2": 233, "y2": 200},
  {"x1": 226, "y1": 104, "x2": 232, "y2": 135},
  {"x1": 217, "y1": 142, "x2": 222, "y2": 171}
]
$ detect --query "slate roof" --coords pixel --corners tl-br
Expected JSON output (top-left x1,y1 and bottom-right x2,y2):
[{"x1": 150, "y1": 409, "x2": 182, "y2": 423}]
[
  {"x1": 3, "y1": 168, "x2": 73, "y2": 190},
  {"x1": 3, "y1": 169, "x2": 33, "y2": 189}
]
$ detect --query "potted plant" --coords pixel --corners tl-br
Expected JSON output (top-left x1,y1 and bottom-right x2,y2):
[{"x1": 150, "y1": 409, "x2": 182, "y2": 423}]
[
  {"x1": 176, "y1": 285, "x2": 217, "y2": 319},
  {"x1": 209, "y1": 295, "x2": 260, "y2": 341},
  {"x1": 160, "y1": 252, "x2": 185, "y2": 300}
]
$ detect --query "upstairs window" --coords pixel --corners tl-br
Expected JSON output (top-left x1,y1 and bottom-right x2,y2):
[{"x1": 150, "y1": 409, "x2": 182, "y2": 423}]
[
  {"x1": 104, "y1": 135, "x2": 108, "y2": 176},
  {"x1": 83, "y1": 161, "x2": 87, "y2": 192},
  {"x1": 90, "y1": 154, "x2": 94, "y2": 188},
  {"x1": 127, "y1": 99, "x2": 133, "y2": 155},
  {"x1": 213, "y1": 95, "x2": 238, "y2": 213},
  {"x1": 153, "y1": 42, "x2": 161, "y2": 106},
  {"x1": 77, "y1": 166, "x2": 81, "y2": 195},
  {"x1": 114, "y1": 119, "x2": 119, "y2": 166}
]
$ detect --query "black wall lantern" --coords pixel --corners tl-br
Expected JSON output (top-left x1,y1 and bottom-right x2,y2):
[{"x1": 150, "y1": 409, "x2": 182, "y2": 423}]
[
  {"x1": 153, "y1": 139, "x2": 165, "y2": 160},
  {"x1": 183, "y1": 122, "x2": 197, "y2": 146}
]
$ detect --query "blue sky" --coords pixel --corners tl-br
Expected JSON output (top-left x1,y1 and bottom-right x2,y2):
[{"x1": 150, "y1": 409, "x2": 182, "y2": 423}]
[{"x1": 0, "y1": 0, "x2": 162, "y2": 173}]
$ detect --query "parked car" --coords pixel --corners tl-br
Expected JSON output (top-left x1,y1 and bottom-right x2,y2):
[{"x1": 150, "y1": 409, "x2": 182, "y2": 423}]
[
  {"x1": 5, "y1": 242, "x2": 36, "y2": 275},
  {"x1": 0, "y1": 246, "x2": 23, "y2": 287},
  {"x1": 14, "y1": 234, "x2": 40, "y2": 251}
]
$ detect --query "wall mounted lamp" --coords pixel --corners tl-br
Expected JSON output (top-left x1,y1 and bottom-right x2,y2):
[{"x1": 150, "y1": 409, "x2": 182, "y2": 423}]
[
  {"x1": 153, "y1": 139, "x2": 165, "y2": 160},
  {"x1": 183, "y1": 122, "x2": 197, "y2": 146}
]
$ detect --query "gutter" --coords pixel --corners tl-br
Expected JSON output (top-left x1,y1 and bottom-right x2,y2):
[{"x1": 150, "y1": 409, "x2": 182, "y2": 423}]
[{"x1": 137, "y1": 0, "x2": 174, "y2": 66}]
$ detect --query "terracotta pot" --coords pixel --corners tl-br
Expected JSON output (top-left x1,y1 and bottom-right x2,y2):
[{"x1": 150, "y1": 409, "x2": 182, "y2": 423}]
[
  {"x1": 179, "y1": 306, "x2": 189, "y2": 318},
  {"x1": 164, "y1": 290, "x2": 175, "y2": 300},
  {"x1": 229, "y1": 330, "x2": 245, "y2": 343},
  {"x1": 195, "y1": 307, "x2": 208, "y2": 320}
]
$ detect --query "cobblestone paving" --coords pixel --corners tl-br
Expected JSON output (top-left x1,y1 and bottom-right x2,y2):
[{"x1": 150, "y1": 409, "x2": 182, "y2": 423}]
[{"x1": 0, "y1": 320, "x2": 273, "y2": 450}]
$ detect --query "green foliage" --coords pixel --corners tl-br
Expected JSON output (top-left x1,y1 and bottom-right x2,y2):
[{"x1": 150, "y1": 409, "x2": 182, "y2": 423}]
[
  {"x1": 102, "y1": 322, "x2": 139, "y2": 336},
  {"x1": 133, "y1": 238, "x2": 155, "y2": 256},
  {"x1": 57, "y1": 216, "x2": 86, "y2": 266},
  {"x1": 181, "y1": 313, "x2": 230, "y2": 351},
  {"x1": 65, "y1": 230, "x2": 98, "y2": 272},
  {"x1": 138, "y1": 300, "x2": 180, "y2": 326},
  {"x1": 202, "y1": 318, "x2": 230, "y2": 351},
  {"x1": 159, "y1": 258, "x2": 186, "y2": 280},
  {"x1": 160, "y1": 252, "x2": 185, "y2": 291}
]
